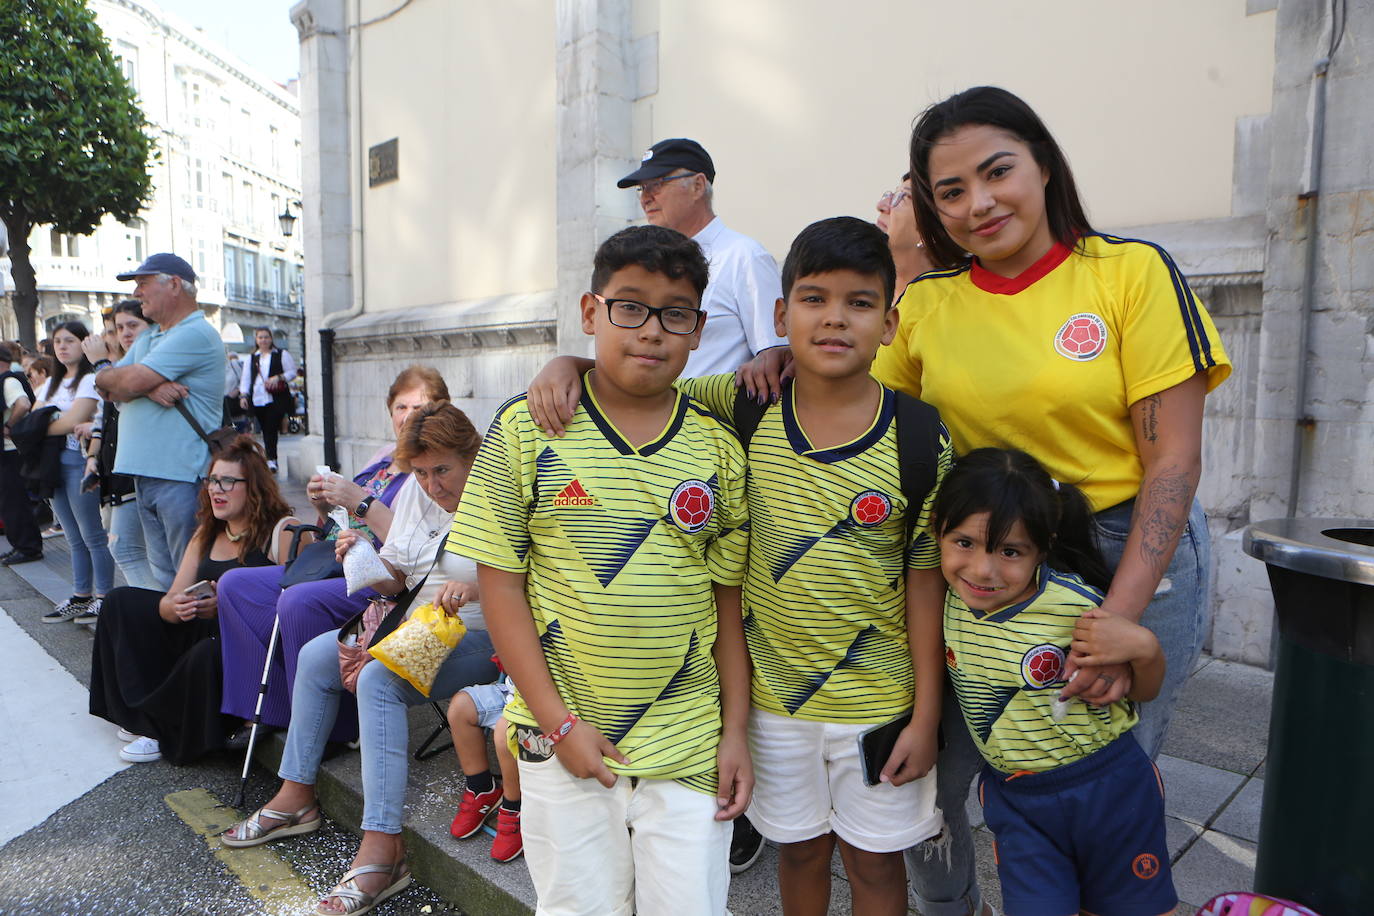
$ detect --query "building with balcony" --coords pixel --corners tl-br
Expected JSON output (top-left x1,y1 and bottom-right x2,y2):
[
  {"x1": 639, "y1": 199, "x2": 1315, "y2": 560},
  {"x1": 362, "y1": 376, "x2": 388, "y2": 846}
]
[{"x1": 0, "y1": 0, "x2": 305, "y2": 356}]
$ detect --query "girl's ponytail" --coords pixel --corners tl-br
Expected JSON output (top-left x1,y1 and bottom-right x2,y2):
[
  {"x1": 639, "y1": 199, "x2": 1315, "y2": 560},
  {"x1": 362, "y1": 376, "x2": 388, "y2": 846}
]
[{"x1": 1047, "y1": 480, "x2": 1112, "y2": 593}]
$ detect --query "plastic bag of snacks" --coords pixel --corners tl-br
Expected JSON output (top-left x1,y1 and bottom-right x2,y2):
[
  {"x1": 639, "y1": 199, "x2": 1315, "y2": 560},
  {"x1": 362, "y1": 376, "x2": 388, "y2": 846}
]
[
  {"x1": 368, "y1": 601, "x2": 467, "y2": 696},
  {"x1": 342, "y1": 536, "x2": 392, "y2": 596}
]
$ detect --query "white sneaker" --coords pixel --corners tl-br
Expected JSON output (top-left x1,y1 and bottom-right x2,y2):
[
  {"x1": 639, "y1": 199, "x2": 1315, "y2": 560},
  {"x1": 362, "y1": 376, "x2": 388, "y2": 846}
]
[
  {"x1": 116, "y1": 727, "x2": 139, "y2": 742},
  {"x1": 119, "y1": 736, "x2": 161, "y2": 763}
]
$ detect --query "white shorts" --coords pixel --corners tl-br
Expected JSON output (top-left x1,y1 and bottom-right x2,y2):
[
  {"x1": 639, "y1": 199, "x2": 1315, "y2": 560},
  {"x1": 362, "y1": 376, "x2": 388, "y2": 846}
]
[
  {"x1": 518, "y1": 757, "x2": 731, "y2": 916},
  {"x1": 746, "y1": 707, "x2": 943, "y2": 853}
]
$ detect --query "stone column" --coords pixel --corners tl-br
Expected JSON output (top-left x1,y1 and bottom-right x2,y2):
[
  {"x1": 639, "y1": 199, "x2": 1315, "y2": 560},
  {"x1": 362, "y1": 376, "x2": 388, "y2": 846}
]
[
  {"x1": 554, "y1": 0, "x2": 638, "y2": 356},
  {"x1": 290, "y1": 0, "x2": 352, "y2": 471}
]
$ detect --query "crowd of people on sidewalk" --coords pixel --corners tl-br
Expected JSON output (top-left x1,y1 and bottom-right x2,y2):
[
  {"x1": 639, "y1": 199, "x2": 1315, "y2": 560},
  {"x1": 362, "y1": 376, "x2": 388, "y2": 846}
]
[{"x1": 1, "y1": 86, "x2": 1241, "y2": 916}]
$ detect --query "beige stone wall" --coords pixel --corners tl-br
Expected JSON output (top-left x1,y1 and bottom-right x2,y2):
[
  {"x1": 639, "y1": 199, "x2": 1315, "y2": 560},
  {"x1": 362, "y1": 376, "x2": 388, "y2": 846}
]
[
  {"x1": 353, "y1": 0, "x2": 557, "y2": 311},
  {"x1": 634, "y1": 0, "x2": 1275, "y2": 258}
]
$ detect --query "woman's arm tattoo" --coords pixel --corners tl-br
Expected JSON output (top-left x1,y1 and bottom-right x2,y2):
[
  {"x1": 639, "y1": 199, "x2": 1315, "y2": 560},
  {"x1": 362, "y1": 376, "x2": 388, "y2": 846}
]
[{"x1": 1136, "y1": 463, "x2": 1196, "y2": 577}]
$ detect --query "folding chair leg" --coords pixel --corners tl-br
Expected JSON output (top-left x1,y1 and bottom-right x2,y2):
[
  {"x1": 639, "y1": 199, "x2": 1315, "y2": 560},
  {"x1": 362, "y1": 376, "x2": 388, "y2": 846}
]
[{"x1": 414, "y1": 700, "x2": 453, "y2": 760}]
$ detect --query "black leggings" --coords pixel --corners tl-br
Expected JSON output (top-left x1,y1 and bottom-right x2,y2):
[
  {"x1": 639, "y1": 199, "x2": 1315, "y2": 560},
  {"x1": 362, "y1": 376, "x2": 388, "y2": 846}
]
[{"x1": 252, "y1": 402, "x2": 289, "y2": 461}]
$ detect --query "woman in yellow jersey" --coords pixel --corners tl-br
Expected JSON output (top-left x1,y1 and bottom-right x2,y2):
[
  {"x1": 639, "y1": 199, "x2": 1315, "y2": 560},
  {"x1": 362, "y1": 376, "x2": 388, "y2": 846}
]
[{"x1": 741, "y1": 85, "x2": 1229, "y2": 916}]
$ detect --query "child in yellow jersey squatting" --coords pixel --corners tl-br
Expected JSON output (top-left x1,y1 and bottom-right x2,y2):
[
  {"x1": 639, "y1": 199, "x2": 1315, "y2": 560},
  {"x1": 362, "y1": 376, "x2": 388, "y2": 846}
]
[
  {"x1": 447, "y1": 225, "x2": 751, "y2": 916},
  {"x1": 936, "y1": 448, "x2": 1177, "y2": 916},
  {"x1": 527, "y1": 216, "x2": 953, "y2": 916}
]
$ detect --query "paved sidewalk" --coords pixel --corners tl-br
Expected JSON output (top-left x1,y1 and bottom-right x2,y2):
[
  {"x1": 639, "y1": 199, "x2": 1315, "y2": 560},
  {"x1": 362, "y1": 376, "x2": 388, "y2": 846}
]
[{"x1": 5, "y1": 522, "x2": 1272, "y2": 913}]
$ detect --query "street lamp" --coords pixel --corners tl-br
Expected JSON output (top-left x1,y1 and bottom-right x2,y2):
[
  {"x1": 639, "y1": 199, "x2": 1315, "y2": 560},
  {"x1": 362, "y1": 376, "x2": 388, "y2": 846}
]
[{"x1": 278, "y1": 199, "x2": 303, "y2": 237}]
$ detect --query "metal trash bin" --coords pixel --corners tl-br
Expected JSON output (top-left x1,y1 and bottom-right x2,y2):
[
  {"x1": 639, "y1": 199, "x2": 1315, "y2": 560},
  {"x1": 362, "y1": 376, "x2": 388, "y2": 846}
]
[{"x1": 1243, "y1": 518, "x2": 1374, "y2": 915}]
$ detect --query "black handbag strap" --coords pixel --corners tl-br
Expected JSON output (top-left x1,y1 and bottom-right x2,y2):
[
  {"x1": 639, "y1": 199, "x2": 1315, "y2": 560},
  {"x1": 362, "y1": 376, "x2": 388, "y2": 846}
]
[{"x1": 372, "y1": 533, "x2": 449, "y2": 644}]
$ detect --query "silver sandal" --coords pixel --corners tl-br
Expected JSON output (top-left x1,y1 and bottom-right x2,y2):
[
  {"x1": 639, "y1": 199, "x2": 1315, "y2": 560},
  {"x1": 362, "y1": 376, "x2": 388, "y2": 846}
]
[
  {"x1": 219, "y1": 803, "x2": 321, "y2": 848},
  {"x1": 315, "y1": 861, "x2": 412, "y2": 916}
]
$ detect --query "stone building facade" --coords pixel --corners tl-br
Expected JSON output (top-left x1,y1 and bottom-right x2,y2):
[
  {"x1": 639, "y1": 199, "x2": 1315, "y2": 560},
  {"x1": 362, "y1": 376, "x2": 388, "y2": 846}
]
[
  {"x1": 0, "y1": 0, "x2": 306, "y2": 355},
  {"x1": 288, "y1": 0, "x2": 1373, "y2": 667}
]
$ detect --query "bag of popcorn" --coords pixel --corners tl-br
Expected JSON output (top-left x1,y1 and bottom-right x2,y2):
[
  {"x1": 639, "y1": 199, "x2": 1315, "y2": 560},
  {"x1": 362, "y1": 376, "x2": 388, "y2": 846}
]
[{"x1": 367, "y1": 601, "x2": 467, "y2": 696}]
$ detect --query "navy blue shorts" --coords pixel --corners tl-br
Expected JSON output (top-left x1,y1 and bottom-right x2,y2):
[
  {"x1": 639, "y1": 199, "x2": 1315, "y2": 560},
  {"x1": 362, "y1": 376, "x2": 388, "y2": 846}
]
[{"x1": 978, "y1": 735, "x2": 1177, "y2": 916}]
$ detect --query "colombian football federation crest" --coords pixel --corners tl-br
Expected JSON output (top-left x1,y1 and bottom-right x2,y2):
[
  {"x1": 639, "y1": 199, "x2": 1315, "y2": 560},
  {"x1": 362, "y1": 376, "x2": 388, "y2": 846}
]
[
  {"x1": 1053, "y1": 312, "x2": 1108, "y2": 361},
  {"x1": 1021, "y1": 644, "x2": 1066, "y2": 689},
  {"x1": 669, "y1": 480, "x2": 714, "y2": 532},
  {"x1": 850, "y1": 490, "x2": 893, "y2": 527}
]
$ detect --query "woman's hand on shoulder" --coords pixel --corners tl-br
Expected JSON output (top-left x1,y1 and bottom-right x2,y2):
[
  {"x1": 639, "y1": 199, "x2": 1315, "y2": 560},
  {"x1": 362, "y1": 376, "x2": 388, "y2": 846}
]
[
  {"x1": 734, "y1": 346, "x2": 793, "y2": 404},
  {"x1": 435, "y1": 580, "x2": 478, "y2": 617}
]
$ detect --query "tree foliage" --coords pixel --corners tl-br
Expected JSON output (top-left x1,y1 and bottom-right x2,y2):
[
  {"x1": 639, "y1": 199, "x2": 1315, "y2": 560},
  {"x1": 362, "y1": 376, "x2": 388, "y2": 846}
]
[{"x1": 0, "y1": 0, "x2": 156, "y2": 346}]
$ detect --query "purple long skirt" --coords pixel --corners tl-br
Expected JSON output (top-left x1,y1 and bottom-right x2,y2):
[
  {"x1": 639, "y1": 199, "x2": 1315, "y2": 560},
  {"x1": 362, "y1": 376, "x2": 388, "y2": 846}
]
[{"x1": 216, "y1": 566, "x2": 371, "y2": 742}]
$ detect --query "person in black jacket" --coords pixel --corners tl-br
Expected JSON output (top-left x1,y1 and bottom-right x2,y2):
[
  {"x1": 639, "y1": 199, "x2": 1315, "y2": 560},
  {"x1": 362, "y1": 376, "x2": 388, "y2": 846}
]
[
  {"x1": 238, "y1": 328, "x2": 296, "y2": 471},
  {"x1": 0, "y1": 342, "x2": 43, "y2": 564}
]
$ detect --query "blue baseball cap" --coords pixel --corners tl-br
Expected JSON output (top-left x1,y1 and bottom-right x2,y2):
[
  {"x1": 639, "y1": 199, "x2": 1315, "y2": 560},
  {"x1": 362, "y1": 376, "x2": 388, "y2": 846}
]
[{"x1": 116, "y1": 252, "x2": 196, "y2": 283}]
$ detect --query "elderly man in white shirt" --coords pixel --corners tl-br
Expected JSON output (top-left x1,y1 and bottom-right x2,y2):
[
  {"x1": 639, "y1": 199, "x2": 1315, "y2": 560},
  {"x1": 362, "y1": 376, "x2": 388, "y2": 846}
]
[{"x1": 618, "y1": 138, "x2": 785, "y2": 379}]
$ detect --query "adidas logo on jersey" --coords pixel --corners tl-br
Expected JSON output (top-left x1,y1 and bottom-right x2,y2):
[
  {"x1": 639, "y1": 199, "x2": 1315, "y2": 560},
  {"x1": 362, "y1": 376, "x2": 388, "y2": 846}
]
[{"x1": 553, "y1": 479, "x2": 597, "y2": 507}]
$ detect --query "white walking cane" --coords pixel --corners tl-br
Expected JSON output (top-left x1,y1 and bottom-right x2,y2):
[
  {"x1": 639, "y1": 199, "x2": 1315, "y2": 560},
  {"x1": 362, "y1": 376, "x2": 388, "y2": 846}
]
[{"x1": 231, "y1": 615, "x2": 280, "y2": 809}]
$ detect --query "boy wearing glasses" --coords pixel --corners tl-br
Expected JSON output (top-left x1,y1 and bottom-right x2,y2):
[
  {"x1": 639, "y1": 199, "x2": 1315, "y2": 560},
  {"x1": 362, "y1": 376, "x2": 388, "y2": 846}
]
[
  {"x1": 448, "y1": 225, "x2": 751, "y2": 915},
  {"x1": 527, "y1": 217, "x2": 953, "y2": 915}
]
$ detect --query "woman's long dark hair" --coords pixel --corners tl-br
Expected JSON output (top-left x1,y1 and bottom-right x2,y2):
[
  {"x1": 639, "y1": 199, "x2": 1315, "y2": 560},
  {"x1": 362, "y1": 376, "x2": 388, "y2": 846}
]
[
  {"x1": 191, "y1": 435, "x2": 293, "y2": 563},
  {"x1": 932, "y1": 447, "x2": 1112, "y2": 593},
  {"x1": 45, "y1": 320, "x2": 95, "y2": 402},
  {"x1": 909, "y1": 86, "x2": 1097, "y2": 271}
]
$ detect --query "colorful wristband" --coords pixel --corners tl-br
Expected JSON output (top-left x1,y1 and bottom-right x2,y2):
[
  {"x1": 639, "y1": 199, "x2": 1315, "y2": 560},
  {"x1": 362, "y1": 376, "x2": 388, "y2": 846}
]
[{"x1": 543, "y1": 713, "x2": 579, "y2": 745}]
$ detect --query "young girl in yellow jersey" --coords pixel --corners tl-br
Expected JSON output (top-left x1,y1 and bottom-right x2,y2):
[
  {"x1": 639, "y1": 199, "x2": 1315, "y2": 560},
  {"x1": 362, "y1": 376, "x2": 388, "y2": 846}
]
[{"x1": 935, "y1": 448, "x2": 1177, "y2": 916}]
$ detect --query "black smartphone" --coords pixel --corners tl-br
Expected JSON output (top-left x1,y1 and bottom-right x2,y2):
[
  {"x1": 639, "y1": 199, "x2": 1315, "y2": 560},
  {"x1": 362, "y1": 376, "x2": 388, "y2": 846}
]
[
  {"x1": 81, "y1": 471, "x2": 100, "y2": 493},
  {"x1": 857, "y1": 712, "x2": 913, "y2": 787}
]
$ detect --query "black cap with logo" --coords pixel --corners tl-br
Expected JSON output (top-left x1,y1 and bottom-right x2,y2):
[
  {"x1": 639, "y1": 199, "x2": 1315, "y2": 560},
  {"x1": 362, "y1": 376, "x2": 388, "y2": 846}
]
[{"x1": 617, "y1": 138, "x2": 716, "y2": 188}]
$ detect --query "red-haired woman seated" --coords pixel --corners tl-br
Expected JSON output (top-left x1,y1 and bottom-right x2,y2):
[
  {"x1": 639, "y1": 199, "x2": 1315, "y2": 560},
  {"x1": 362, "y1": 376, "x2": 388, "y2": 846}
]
[{"x1": 88, "y1": 435, "x2": 302, "y2": 765}]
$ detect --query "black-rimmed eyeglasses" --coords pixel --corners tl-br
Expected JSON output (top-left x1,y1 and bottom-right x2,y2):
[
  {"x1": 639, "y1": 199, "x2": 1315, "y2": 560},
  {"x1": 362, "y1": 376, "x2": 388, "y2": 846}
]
[
  {"x1": 203, "y1": 475, "x2": 247, "y2": 492},
  {"x1": 592, "y1": 293, "x2": 704, "y2": 335}
]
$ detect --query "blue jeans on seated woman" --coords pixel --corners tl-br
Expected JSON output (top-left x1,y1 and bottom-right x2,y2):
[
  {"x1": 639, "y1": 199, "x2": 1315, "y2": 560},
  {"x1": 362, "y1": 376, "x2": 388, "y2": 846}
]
[{"x1": 277, "y1": 626, "x2": 498, "y2": 834}]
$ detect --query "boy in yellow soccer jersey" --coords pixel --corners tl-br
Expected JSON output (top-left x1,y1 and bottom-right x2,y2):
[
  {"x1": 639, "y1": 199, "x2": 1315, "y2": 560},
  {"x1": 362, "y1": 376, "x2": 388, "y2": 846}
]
[
  {"x1": 447, "y1": 225, "x2": 751, "y2": 916},
  {"x1": 527, "y1": 217, "x2": 952, "y2": 916}
]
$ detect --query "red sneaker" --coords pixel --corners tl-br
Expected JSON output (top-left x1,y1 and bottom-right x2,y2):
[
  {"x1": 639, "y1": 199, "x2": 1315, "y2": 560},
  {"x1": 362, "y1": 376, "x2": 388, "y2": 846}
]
[
  {"x1": 449, "y1": 784, "x2": 502, "y2": 839},
  {"x1": 490, "y1": 806, "x2": 523, "y2": 862}
]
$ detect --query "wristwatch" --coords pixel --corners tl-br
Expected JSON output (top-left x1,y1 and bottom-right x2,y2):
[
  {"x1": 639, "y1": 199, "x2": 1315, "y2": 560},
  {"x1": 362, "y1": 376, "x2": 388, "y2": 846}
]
[{"x1": 354, "y1": 495, "x2": 377, "y2": 519}]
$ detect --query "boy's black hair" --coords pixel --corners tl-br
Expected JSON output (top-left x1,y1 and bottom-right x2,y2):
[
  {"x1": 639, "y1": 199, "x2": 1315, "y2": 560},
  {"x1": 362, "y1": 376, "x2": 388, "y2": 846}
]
[
  {"x1": 909, "y1": 86, "x2": 1096, "y2": 271},
  {"x1": 590, "y1": 225, "x2": 710, "y2": 300},
  {"x1": 932, "y1": 447, "x2": 1112, "y2": 593},
  {"x1": 781, "y1": 216, "x2": 897, "y2": 307}
]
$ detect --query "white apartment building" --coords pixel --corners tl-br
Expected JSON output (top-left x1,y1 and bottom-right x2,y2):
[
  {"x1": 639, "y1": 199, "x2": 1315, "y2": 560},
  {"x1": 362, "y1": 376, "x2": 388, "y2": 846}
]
[{"x1": 0, "y1": 0, "x2": 305, "y2": 354}]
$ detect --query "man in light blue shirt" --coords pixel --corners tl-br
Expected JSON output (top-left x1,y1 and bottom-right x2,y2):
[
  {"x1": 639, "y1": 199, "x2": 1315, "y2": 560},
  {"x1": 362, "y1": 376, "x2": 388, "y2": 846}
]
[{"x1": 89, "y1": 253, "x2": 224, "y2": 588}]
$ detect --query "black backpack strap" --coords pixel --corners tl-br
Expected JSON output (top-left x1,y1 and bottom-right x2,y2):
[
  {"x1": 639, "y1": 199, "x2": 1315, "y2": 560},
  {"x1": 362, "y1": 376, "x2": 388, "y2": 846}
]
[
  {"x1": 731, "y1": 385, "x2": 769, "y2": 449},
  {"x1": 892, "y1": 391, "x2": 944, "y2": 535}
]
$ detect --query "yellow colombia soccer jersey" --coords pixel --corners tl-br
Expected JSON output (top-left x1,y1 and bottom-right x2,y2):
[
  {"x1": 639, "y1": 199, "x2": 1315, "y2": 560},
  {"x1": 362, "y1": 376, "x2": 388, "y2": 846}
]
[
  {"x1": 944, "y1": 565, "x2": 1137, "y2": 774},
  {"x1": 872, "y1": 235, "x2": 1232, "y2": 511},
  {"x1": 678, "y1": 373, "x2": 952, "y2": 724},
  {"x1": 447, "y1": 379, "x2": 748, "y2": 792}
]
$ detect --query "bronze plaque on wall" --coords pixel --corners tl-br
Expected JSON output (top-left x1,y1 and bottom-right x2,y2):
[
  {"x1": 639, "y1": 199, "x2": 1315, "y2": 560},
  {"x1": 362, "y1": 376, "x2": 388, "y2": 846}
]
[{"x1": 368, "y1": 138, "x2": 398, "y2": 187}]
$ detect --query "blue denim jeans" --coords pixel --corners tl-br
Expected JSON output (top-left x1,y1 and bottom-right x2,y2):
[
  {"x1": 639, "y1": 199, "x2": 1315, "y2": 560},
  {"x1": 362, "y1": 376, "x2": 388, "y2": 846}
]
[
  {"x1": 1093, "y1": 498, "x2": 1211, "y2": 760},
  {"x1": 278, "y1": 626, "x2": 498, "y2": 834},
  {"x1": 50, "y1": 448, "x2": 114, "y2": 596},
  {"x1": 135, "y1": 476, "x2": 201, "y2": 590},
  {"x1": 109, "y1": 498, "x2": 159, "y2": 591}
]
